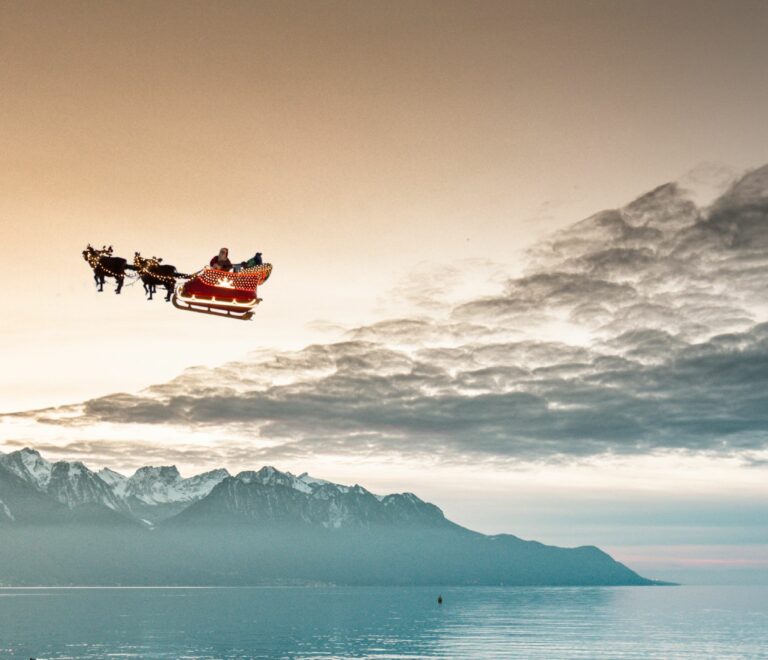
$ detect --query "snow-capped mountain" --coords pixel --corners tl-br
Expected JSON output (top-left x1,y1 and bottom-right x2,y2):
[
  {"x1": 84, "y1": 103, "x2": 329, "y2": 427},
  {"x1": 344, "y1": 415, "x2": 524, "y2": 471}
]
[
  {"x1": 0, "y1": 448, "x2": 124, "y2": 512},
  {"x1": 0, "y1": 461, "x2": 73, "y2": 525},
  {"x1": 0, "y1": 449, "x2": 446, "y2": 529},
  {"x1": 97, "y1": 467, "x2": 129, "y2": 498},
  {"x1": 124, "y1": 465, "x2": 230, "y2": 505},
  {"x1": 117, "y1": 465, "x2": 231, "y2": 523},
  {"x1": 172, "y1": 465, "x2": 448, "y2": 529},
  {"x1": 46, "y1": 460, "x2": 125, "y2": 512},
  {"x1": 0, "y1": 448, "x2": 53, "y2": 490},
  {"x1": 125, "y1": 466, "x2": 185, "y2": 504},
  {"x1": 0, "y1": 449, "x2": 228, "y2": 523}
]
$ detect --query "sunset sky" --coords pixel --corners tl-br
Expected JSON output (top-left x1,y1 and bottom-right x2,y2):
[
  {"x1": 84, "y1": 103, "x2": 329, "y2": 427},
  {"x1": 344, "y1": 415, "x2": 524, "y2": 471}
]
[{"x1": 2, "y1": 0, "x2": 768, "y2": 583}]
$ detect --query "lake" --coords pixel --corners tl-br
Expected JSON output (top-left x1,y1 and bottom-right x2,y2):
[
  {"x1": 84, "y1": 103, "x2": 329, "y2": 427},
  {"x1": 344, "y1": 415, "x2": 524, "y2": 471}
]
[{"x1": 0, "y1": 586, "x2": 765, "y2": 659}]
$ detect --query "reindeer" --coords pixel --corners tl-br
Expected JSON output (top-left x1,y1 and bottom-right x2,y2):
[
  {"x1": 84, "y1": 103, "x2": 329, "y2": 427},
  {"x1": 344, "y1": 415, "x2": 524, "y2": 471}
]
[
  {"x1": 133, "y1": 252, "x2": 179, "y2": 301},
  {"x1": 82, "y1": 245, "x2": 128, "y2": 294}
]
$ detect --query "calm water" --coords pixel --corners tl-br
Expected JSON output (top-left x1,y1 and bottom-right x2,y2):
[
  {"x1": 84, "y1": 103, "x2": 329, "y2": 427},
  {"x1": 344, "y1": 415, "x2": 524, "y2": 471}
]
[{"x1": 0, "y1": 586, "x2": 765, "y2": 659}]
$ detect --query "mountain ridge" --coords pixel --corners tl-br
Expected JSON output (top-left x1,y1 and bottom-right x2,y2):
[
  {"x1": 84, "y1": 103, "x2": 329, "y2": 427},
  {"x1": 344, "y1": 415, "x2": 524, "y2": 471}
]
[
  {"x1": 0, "y1": 447, "x2": 665, "y2": 587},
  {"x1": 0, "y1": 448, "x2": 451, "y2": 530}
]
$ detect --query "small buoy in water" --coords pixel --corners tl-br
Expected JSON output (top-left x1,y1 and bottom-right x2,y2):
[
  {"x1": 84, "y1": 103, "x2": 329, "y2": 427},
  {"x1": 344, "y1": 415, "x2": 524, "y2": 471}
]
[{"x1": 437, "y1": 595, "x2": 443, "y2": 605}]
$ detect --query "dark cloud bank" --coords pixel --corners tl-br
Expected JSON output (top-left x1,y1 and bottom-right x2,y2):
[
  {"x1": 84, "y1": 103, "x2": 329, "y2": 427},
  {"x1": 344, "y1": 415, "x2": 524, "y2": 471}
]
[{"x1": 28, "y1": 165, "x2": 768, "y2": 464}]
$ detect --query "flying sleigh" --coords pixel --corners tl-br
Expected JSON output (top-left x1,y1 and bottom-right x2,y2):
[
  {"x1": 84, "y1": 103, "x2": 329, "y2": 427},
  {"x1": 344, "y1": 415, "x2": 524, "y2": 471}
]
[
  {"x1": 172, "y1": 264, "x2": 273, "y2": 321},
  {"x1": 81, "y1": 244, "x2": 272, "y2": 321}
]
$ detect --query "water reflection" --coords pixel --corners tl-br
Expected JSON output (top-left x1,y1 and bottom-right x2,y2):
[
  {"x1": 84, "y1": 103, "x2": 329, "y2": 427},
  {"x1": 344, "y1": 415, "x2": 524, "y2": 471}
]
[{"x1": 0, "y1": 586, "x2": 764, "y2": 659}]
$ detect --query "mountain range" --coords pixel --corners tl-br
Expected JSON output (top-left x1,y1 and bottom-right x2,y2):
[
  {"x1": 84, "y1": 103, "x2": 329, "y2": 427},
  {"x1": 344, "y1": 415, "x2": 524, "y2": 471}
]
[{"x1": 0, "y1": 448, "x2": 661, "y2": 586}]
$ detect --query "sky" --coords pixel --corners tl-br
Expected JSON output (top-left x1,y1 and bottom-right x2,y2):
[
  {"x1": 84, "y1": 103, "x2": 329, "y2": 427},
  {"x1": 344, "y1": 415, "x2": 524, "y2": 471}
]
[{"x1": 2, "y1": 0, "x2": 768, "y2": 584}]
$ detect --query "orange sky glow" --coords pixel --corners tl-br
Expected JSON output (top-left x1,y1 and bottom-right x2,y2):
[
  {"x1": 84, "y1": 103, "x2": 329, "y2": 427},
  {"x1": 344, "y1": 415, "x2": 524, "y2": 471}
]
[{"x1": 2, "y1": 0, "x2": 768, "y2": 583}]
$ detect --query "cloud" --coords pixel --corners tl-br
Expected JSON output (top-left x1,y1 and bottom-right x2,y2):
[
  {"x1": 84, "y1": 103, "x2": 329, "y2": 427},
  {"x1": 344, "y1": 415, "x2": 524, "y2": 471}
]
[{"x1": 9, "y1": 166, "x2": 768, "y2": 465}]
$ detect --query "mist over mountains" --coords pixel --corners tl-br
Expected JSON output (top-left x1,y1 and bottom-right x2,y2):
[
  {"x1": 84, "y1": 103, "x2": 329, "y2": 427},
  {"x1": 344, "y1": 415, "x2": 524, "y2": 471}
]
[{"x1": 0, "y1": 448, "x2": 656, "y2": 586}]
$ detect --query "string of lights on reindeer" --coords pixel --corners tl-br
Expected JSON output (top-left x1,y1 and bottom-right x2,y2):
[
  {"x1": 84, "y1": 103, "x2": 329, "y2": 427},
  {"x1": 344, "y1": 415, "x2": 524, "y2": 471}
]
[
  {"x1": 83, "y1": 246, "x2": 126, "y2": 280},
  {"x1": 84, "y1": 245, "x2": 271, "y2": 288},
  {"x1": 133, "y1": 254, "x2": 181, "y2": 284}
]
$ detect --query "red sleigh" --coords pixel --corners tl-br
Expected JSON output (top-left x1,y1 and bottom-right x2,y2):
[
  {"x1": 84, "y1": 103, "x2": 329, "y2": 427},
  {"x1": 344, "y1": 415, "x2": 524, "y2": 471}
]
[{"x1": 172, "y1": 264, "x2": 272, "y2": 321}]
